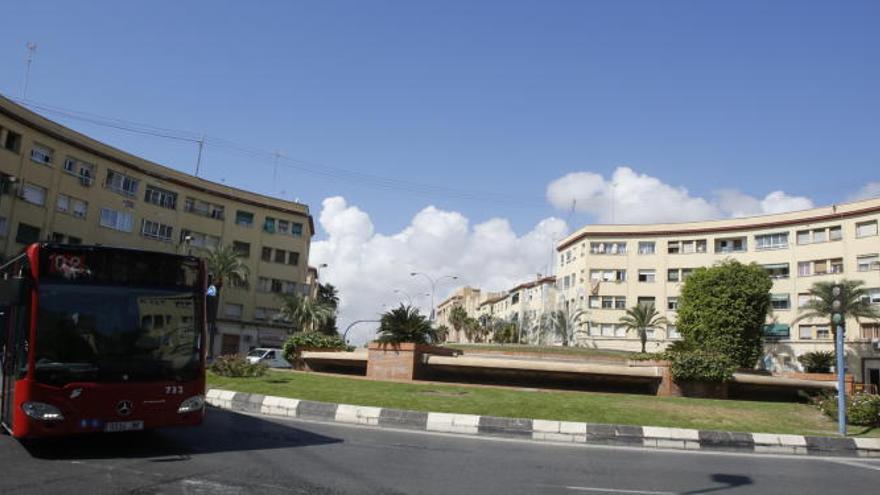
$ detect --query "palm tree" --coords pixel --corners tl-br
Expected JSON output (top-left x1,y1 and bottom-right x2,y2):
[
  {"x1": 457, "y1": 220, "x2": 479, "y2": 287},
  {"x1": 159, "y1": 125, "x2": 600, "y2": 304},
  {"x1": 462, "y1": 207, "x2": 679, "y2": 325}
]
[
  {"x1": 792, "y1": 279, "x2": 880, "y2": 356},
  {"x1": 375, "y1": 304, "x2": 437, "y2": 344},
  {"x1": 449, "y1": 305, "x2": 469, "y2": 342},
  {"x1": 203, "y1": 244, "x2": 249, "y2": 358},
  {"x1": 316, "y1": 283, "x2": 340, "y2": 335},
  {"x1": 618, "y1": 303, "x2": 668, "y2": 354},
  {"x1": 544, "y1": 307, "x2": 587, "y2": 347},
  {"x1": 276, "y1": 292, "x2": 334, "y2": 334}
]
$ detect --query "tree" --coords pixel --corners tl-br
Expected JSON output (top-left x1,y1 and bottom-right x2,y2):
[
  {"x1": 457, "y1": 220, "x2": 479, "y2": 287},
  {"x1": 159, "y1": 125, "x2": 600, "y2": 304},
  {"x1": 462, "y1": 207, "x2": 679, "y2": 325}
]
[
  {"x1": 544, "y1": 307, "x2": 587, "y2": 347},
  {"x1": 375, "y1": 305, "x2": 438, "y2": 344},
  {"x1": 619, "y1": 303, "x2": 668, "y2": 354},
  {"x1": 792, "y1": 279, "x2": 880, "y2": 356},
  {"x1": 676, "y1": 260, "x2": 772, "y2": 368},
  {"x1": 449, "y1": 305, "x2": 469, "y2": 342},
  {"x1": 277, "y1": 292, "x2": 334, "y2": 334},
  {"x1": 204, "y1": 244, "x2": 249, "y2": 358},
  {"x1": 315, "y1": 283, "x2": 340, "y2": 335},
  {"x1": 493, "y1": 319, "x2": 519, "y2": 344}
]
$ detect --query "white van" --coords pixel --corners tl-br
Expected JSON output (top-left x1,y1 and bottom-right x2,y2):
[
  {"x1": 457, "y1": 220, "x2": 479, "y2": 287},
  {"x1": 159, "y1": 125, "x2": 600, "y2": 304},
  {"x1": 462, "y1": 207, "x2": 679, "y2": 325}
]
[{"x1": 245, "y1": 348, "x2": 292, "y2": 368}]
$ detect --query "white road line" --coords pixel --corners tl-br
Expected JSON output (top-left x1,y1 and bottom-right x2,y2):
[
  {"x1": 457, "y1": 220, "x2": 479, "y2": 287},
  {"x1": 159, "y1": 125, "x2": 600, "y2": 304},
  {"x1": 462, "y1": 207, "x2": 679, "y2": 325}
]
[
  {"x1": 825, "y1": 458, "x2": 880, "y2": 473},
  {"x1": 560, "y1": 486, "x2": 676, "y2": 494}
]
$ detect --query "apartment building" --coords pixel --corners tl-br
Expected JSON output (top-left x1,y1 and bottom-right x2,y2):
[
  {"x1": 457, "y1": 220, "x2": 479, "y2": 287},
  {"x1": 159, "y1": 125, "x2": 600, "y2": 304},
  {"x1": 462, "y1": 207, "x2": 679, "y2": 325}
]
[
  {"x1": 438, "y1": 277, "x2": 557, "y2": 343},
  {"x1": 0, "y1": 95, "x2": 314, "y2": 357},
  {"x1": 555, "y1": 198, "x2": 880, "y2": 383}
]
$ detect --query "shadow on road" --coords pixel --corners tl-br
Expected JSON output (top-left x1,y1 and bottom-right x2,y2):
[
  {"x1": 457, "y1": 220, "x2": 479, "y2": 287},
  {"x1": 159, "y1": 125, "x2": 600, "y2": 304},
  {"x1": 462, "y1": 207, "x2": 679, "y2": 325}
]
[
  {"x1": 21, "y1": 406, "x2": 342, "y2": 460},
  {"x1": 681, "y1": 473, "x2": 753, "y2": 494}
]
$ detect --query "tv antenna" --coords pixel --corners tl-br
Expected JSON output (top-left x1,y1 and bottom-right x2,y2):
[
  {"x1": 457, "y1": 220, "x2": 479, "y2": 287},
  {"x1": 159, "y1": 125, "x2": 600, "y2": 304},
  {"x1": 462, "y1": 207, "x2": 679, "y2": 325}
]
[{"x1": 22, "y1": 42, "x2": 37, "y2": 98}]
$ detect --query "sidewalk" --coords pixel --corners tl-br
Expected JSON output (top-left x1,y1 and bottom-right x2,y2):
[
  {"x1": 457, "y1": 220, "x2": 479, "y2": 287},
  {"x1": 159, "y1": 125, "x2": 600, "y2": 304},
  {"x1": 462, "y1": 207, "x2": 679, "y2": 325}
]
[{"x1": 206, "y1": 388, "x2": 880, "y2": 458}]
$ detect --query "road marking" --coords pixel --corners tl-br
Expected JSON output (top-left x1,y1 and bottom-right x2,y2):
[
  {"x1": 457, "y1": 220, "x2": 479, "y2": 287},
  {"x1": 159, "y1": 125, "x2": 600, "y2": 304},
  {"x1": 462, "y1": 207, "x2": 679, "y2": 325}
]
[
  {"x1": 559, "y1": 486, "x2": 675, "y2": 494},
  {"x1": 825, "y1": 458, "x2": 880, "y2": 473}
]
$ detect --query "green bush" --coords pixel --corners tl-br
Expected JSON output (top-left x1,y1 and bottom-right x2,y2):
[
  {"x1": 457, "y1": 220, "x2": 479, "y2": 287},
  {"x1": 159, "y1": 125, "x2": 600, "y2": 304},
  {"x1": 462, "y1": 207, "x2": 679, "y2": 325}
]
[
  {"x1": 629, "y1": 352, "x2": 666, "y2": 361},
  {"x1": 676, "y1": 260, "x2": 772, "y2": 368},
  {"x1": 282, "y1": 332, "x2": 347, "y2": 362},
  {"x1": 816, "y1": 393, "x2": 880, "y2": 426},
  {"x1": 209, "y1": 354, "x2": 268, "y2": 378},
  {"x1": 669, "y1": 351, "x2": 736, "y2": 383},
  {"x1": 797, "y1": 351, "x2": 835, "y2": 373}
]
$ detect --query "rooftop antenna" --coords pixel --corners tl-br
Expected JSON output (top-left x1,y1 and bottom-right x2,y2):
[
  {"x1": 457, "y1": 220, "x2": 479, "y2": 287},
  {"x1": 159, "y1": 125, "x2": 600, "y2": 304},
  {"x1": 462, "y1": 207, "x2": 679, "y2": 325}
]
[
  {"x1": 22, "y1": 42, "x2": 37, "y2": 99},
  {"x1": 194, "y1": 134, "x2": 205, "y2": 177}
]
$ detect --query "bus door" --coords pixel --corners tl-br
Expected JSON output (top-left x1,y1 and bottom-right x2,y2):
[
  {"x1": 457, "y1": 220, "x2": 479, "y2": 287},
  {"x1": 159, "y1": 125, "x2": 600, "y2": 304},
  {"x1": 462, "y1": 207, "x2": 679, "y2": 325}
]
[{"x1": 0, "y1": 275, "x2": 29, "y2": 432}]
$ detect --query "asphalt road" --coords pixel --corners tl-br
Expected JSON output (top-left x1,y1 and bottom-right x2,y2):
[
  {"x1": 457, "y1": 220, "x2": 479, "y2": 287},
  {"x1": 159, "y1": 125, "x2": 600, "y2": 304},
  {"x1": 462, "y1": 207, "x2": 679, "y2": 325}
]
[{"x1": 1, "y1": 407, "x2": 878, "y2": 495}]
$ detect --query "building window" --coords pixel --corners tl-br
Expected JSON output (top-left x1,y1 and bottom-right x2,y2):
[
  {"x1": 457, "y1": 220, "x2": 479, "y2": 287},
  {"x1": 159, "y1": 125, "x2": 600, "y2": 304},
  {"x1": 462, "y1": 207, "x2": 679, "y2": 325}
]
[
  {"x1": 261, "y1": 247, "x2": 272, "y2": 261},
  {"x1": 224, "y1": 303, "x2": 243, "y2": 319},
  {"x1": 857, "y1": 254, "x2": 880, "y2": 272},
  {"x1": 667, "y1": 325, "x2": 680, "y2": 339},
  {"x1": 637, "y1": 269, "x2": 655, "y2": 283},
  {"x1": 590, "y1": 242, "x2": 627, "y2": 255},
  {"x1": 861, "y1": 324, "x2": 880, "y2": 340},
  {"x1": 264, "y1": 217, "x2": 276, "y2": 233},
  {"x1": 277, "y1": 220, "x2": 290, "y2": 235},
  {"x1": 770, "y1": 294, "x2": 791, "y2": 310},
  {"x1": 184, "y1": 197, "x2": 224, "y2": 219},
  {"x1": 1, "y1": 127, "x2": 22, "y2": 153},
  {"x1": 232, "y1": 241, "x2": 251, "y2": 258},
  {"x1": 179, "y1": 229, "x2": 219, "y2": 249},
  {"x1": 291, "y1": 222, "x2": 304, "y2": 237},
  {"x1": 796, "y1": 230, "x2": 811, "y2": 245},
  {"x1": 254, "y1": 307, "x2": 268, "y2": 321},
  {"x1": 141, "y1": 219, "x2": 173, "y2": 241},
  {"x1": 762, "y1": 263, "x2": 790, "y2": 279},
  {"x1": 830, "y1": 258, "x2": 844, "y2": 274},
  {"x1": 287, "y1": 251, "x2": 300, "y2": 266},
  {"x1": 105, "y1": 169, "x2": 139, "y2": 196},
  {"x1": 863, "y1": 288, "x2": 880, "y2": 305},
  {"x1": 637, "y1": 296, "x2": 655, "y2": 308},
  {"x1": 99, "y1": 208, "x2": 134, "y2": 232},
  {"x1": 667, "y1": 268, "x2": 680, "y2": 282},
  {"x1": 667, "y1": 297, "x2": 678, "y2": 311},
  {"x1": 21, "y1": 183, "x2": 47, "y2": 206},
  {"x1": 63, "y1": 157, "x2": 96, "y2": 186},
  {"x1": 755, "y1": 232, "x2": 788, "y2": 250},
  {"x1": 798, "y1": 261, "x2": 811, "y2": 277},
  {"x1": 856, "y1": 220, "x2": 878, "y2": 238},
  {"x1": 638, "y1": 241, "x2": 655, "y2": 255},
  {"x1": 798, "y1": 293, "x2": 815, "y2": 308},
  {"x1": 715, "y1": 237, "x2": 746, "y2": 253},
  {"x1": 235, "y1": 210, "x2": 254, "y2": 227},
  {"x1": 15, "y1": 223, "x2": 41, "y2": 244},
  {"x1": 815, "y1": 326, "x2": 831, "y2": 340},
  {"x1": 56, "y1": 194, "x2": 88, "y2": 219},
  {"x1": 144, "y1": 185, "x2": 178, "y2": 209},
  {"x1": 829, "y1": 226, "x2": 843, "y2": 241},
  {"x1": 257, "y1": 277, "x2": 271, "y2": 292},
  {"x1": 590, "y1": 269, "x2": 626, "y2": 282},
  {"x1": 30, "y1": 143, "x2": 53, "y2": 165},
  {"x1": 274, "y1": 249, "x2": 286, "y2": 264},
  {"x1": 799, "y1": 325, "x2": 812, "y2": 340}
]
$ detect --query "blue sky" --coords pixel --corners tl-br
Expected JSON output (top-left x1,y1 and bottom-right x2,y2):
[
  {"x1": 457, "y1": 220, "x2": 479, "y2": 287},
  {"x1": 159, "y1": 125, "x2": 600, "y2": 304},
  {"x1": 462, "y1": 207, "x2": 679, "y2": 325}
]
[{"x1": 1, "y1": 0, "x2": 878, "y2": 236}]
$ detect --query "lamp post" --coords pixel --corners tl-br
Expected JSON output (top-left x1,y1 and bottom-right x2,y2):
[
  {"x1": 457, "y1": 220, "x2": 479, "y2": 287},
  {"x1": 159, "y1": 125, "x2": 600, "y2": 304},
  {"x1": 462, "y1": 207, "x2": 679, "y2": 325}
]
[{"x1": 410, "y1": 272, "x2": 458, "y2": 322}]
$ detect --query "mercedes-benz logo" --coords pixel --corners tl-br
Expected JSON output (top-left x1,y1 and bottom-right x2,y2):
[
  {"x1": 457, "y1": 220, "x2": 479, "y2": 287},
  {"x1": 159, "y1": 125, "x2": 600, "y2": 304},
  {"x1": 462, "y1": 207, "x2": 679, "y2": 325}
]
[{"x1": 116, "y1": 400, "x2": 133, "y2": 416}]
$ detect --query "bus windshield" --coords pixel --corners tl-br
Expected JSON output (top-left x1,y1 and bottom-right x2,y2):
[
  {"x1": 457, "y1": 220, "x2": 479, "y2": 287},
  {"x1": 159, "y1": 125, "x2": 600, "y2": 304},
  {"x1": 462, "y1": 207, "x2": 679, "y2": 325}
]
[{"x1": 35, "y1": 283, "x2": 201, "y2": 385}]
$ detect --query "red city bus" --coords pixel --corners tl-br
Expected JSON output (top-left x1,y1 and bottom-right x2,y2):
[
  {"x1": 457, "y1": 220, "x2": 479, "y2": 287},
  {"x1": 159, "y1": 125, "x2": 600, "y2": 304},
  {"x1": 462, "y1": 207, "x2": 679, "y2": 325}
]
[{"x1": 0, "y1": 243, "x2": 207, "y2": 438}]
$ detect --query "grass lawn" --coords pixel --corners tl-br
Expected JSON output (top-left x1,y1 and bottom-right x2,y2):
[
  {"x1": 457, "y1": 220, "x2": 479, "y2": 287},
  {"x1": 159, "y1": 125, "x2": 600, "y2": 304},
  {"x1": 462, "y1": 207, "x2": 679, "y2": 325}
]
[
  {"x1": 208, "y1": 370, "x2": 878, "y2": 438},
  {"x1": 445, "y1": 343, "x2": 634, "y2": 361}
]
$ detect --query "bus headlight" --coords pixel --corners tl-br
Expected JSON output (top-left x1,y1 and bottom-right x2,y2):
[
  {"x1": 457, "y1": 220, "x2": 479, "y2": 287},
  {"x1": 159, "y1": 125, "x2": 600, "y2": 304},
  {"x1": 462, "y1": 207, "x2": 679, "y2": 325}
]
[
  {"x1": 177, "y1": 395, "x2": 205, "y2": 414},
  {"x1": 22, "y1": 402, "x2": 65, "y2": 421}
]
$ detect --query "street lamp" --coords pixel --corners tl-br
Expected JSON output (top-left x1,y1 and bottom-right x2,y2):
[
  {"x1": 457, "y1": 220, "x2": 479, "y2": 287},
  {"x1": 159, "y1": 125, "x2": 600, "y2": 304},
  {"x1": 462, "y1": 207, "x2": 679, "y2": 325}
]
[{"x1": 410, "y1": 272, "x2": 459, "y2": 322}]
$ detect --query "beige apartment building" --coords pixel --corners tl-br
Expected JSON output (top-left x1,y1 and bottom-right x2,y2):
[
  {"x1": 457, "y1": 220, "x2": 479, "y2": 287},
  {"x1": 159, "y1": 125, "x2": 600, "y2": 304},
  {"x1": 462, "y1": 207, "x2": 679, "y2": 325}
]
[
  {"x1": 438, "y1": 277, "x2": 557, "y2": 344},
  {"x1": 0, "y1": 95, "x2": 314, "y2": 357},
  {"x1": 555, "y1": 198, "x2": 880, "y2": 384}
]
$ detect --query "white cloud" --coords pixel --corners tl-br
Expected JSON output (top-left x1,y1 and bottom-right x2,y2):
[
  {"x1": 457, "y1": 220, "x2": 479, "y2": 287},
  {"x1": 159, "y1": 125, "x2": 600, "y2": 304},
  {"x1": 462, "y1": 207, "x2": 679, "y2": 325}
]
[
  {"x1": 547, "y1": 166, "x2": 814, "y2": 223},
  {"x1": 848, "y1": 182, "x2": 880, "y2": 202},
  {"x1": 310, "y1": 197, "x2": 568, "y2": 345}
]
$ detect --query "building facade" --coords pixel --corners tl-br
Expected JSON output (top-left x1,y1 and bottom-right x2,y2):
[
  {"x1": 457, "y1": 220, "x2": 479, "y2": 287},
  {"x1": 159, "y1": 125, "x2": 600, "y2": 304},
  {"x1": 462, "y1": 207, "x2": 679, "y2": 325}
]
[
  {"x1": 555, "y1": 198, "x2": 880, "y2": 383},
  {"x1": 0, "y1": 95, "x2": 314, "y2": 357}
]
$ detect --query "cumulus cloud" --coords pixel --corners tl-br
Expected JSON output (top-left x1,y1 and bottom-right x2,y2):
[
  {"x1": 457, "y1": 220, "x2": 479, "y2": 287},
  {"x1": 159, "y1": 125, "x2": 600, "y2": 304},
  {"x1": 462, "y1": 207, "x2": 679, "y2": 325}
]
[
  {"x1": 547, "y1": 166, "x2": 814, "y2": 223},
  {"x1": 310, "y1": 197, "x2": 568, "y2": 345},
  {"x1": 848, "y1": 182, "x2": 880, "y2": 202}
]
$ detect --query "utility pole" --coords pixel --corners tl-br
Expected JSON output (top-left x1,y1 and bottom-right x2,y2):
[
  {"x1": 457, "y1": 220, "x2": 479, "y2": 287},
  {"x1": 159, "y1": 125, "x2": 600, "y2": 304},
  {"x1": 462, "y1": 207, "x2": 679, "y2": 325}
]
[
  {"x1": 22, "y1": 42, "x2": 37, "y2": 99},
  {"x1": 272, "y1": 150, "x2": 283, "y2": 184},
  {"x1": 194, "y1": 135, "x2": 205, "y2": 177}
]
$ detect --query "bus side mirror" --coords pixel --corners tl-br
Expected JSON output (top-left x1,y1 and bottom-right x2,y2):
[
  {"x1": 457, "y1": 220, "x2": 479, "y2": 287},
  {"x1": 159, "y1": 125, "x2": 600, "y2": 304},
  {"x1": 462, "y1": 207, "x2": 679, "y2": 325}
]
[{"x1": 0, "y1": 277, "x2": 29, "y2": 306}]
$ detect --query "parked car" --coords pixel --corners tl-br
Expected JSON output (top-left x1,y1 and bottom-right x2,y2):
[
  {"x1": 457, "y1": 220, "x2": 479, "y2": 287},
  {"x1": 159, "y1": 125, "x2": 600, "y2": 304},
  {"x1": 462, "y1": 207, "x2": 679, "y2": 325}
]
[{"x1": 246, "y1": 347, "x2": 292, "y2": 368}]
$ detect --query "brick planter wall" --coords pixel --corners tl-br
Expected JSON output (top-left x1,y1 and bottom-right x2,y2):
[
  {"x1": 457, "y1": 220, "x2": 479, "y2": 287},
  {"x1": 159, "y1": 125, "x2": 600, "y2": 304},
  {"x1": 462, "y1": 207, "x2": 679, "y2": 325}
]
[{"x1": 366, "y1": 343, "x2": 457, "y2": 380}]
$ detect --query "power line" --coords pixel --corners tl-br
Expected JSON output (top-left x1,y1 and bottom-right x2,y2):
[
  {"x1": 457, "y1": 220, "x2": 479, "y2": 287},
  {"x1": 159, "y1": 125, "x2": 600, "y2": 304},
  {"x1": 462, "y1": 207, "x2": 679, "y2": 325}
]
[{"x1": 10, "y1": 96, "x2": 547, "y2": 207}]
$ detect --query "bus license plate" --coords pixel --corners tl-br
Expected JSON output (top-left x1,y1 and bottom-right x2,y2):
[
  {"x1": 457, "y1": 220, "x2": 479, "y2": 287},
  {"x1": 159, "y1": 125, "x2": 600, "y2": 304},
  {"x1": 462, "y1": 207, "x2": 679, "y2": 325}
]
[{"x1": 104, "y1": 420, "x2": 144, "y2": 433}]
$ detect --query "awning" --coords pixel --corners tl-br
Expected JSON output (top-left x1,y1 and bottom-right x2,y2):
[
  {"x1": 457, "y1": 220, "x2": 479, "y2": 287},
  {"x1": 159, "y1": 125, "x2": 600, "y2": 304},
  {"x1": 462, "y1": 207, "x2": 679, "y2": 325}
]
[{"x1": 763, "y1": 323, "x2": 790, "y2": 338}]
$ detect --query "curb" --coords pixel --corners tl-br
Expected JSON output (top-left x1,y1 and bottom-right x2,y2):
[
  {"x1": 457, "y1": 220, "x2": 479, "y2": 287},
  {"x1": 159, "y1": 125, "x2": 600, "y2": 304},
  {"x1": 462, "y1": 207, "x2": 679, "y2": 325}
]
[{"x1": 206, "y1": 389, "x2": 880, "y2": 458}]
